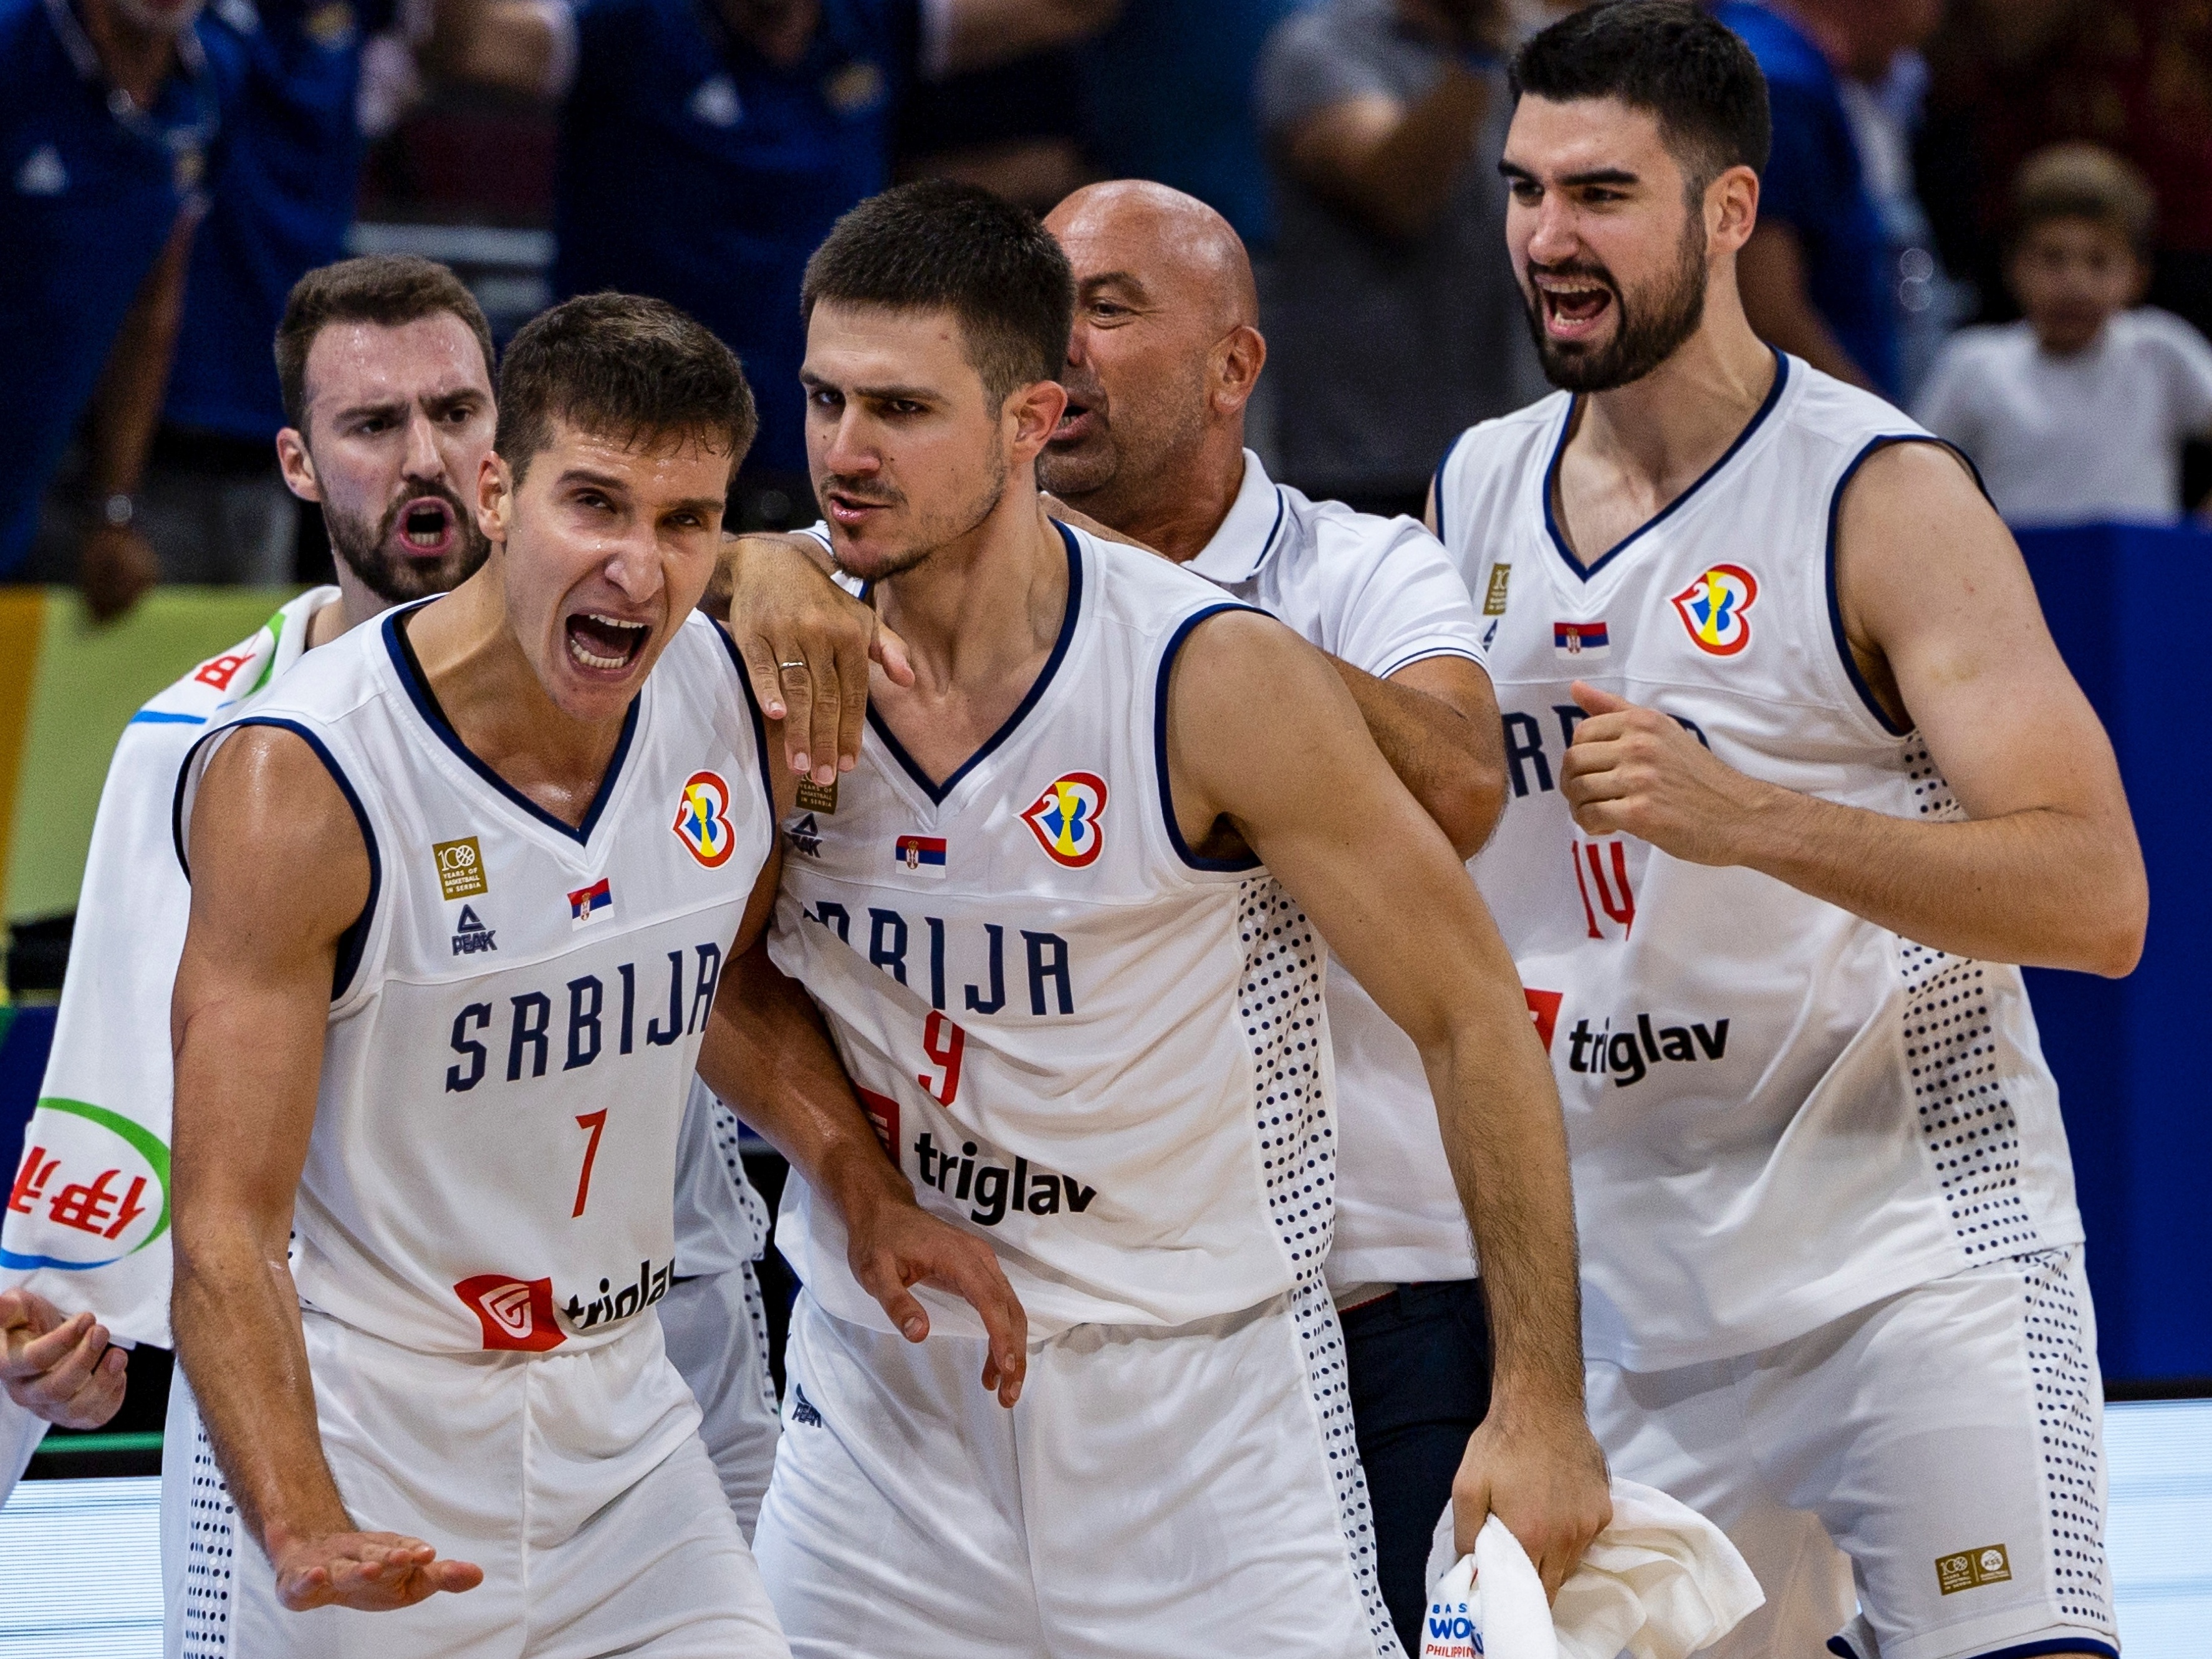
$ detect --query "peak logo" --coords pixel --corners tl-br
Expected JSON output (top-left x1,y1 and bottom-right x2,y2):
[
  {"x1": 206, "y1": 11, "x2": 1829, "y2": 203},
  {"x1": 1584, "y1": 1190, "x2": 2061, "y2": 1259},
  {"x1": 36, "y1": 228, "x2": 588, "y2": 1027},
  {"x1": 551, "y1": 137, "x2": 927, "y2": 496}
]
[
  {"x1": 671, "y1": 770, "x2": 736, "y2": 867},
  {"x1": 1670, "y1": 564, "x2": 1758, "y2": 656},
  {"x1": 1021, "y1": 772, "x2": 1107, "y2": 867},
  {"x1": 454, "y1": 1274, "x2": 564, "y2": 1350}
]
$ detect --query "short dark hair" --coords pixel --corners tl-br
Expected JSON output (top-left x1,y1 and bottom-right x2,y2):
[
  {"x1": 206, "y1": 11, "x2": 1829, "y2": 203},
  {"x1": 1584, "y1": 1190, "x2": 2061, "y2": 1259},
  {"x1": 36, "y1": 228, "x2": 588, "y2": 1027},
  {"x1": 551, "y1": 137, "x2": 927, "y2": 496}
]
[
  {"x1": 800, "y1": 180, "x2": 1074, "y2": 410},
  {"x1": 2012, "y1": 144, "x2": 2157, "y2": 256},
  {"x1": 275, "y1": 255, "x2": 497, "y2": 430},
  {"x1": 1511, "y1": 1, "x2": 1772, "y2": 190},
  {"x1": 494, "y1": 293, "x2": 758, "y2": 488}
]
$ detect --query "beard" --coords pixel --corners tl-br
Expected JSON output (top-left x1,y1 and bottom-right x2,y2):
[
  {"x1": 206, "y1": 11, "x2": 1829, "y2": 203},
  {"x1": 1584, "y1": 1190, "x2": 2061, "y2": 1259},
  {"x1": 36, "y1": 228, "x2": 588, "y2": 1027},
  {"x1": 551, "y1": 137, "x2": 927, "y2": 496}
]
[
  {"x1": 824, "y1": 441, "x2": 1009, "y2": 585},
  {"x1": 323, "y1": 478, "x2": 491, "y2": 604},
  {"x1": 1036, "y1": 360, "x2": 1207, "y2": 520},
  {"x1": 1523, "y1": 212, "x2": 1710, "y2": 393}
]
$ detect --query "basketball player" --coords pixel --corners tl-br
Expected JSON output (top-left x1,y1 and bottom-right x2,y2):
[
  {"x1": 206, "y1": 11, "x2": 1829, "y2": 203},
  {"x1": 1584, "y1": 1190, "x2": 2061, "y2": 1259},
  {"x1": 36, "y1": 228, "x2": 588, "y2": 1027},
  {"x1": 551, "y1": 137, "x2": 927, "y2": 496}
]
[
  {"x1": 1, "y1": 259, "x2": 789, "y2": 1653},
  {"x1": 1039, "y1": 178, "x2": 1607, "y2": 1640},
  {"x1": 166, "y1": 292, "x2": 1021, "y2": 1653},
  {"x1": 719, "y1": 178, "x2": 1586, "y2": 1658},
  {"x1": 1427, "y1": 7, "x2": 2145, "y2": 1658}
]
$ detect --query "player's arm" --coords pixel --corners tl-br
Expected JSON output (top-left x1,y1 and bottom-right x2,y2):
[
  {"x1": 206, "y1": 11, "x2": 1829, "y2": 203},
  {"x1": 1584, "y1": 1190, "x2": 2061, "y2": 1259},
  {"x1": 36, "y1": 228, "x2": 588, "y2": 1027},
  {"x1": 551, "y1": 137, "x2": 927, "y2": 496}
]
[
  {"x1": 1165, "y1": 613, "x2": 1609, "y2": 1595},
  {"x1": 1330, "y1": 655, "x2": 1504, "y2": 857},
  {"x1": 698, "y1": 749, "x2": 1028, "y2": 1405},
  {"x1": 171, "y1": 729, "x2": 483, "y2": 1612},
  {"x1": 0, "y1": 1287, "x2": 125, "y2": 1428},
  {"x1": 1274, "y1": 58, "x2": 1497, "y2": 245},
  {"x1": 936, "y1": 0, "x2": 1121, "y2": 76},
  {"x1": 77, "y1": 209, "x2": 198, "y2": 620},
  {"x1": 1561, "y1": 441, "x2": 2147, "y2": 975}
]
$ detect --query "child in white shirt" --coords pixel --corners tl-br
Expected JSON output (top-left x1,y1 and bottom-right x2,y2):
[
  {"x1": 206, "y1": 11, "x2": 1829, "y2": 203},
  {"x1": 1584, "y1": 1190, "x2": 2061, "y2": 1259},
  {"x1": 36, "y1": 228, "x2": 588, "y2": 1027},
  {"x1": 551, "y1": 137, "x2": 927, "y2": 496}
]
[{"x1": 1915, "y1": 143, "x2": 2212, "y2": 526}]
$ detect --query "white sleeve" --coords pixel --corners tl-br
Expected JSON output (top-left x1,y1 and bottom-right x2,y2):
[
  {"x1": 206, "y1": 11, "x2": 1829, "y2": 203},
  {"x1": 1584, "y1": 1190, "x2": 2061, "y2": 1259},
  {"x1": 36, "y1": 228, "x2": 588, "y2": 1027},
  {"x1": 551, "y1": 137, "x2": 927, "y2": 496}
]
[
  {"x1": 1910, "y1": 338, "x2": 1978, "y2": 453},
  {"x1": 1322, "y1": 516, "x2": 1489, "y2": 682},
  {"x1": 0, "y1": 1395, "x2": 44, "y2": 1503},
  {"x1": 2156, "y1": 309, "x2": 2212, "y2": 436},
  {"x1": 0, "y1": 719, "x2": 203, "y2": 1349}
]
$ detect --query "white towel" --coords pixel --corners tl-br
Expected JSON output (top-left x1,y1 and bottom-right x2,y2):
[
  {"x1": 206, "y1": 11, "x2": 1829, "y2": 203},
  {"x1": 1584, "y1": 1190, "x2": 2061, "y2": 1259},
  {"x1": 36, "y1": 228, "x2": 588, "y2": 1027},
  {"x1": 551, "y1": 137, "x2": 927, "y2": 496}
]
[{"x1": 1422, "y1": 1477, "x2": 1766, "y2": 1659}]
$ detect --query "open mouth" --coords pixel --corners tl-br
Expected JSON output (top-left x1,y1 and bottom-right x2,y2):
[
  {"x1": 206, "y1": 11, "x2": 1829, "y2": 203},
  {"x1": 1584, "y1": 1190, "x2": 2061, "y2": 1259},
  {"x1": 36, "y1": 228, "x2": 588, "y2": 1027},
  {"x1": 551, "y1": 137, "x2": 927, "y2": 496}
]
[
  {"x1": 1536, "y1": 273, "x2": 1617, "y2": 340},
  {"x1": 564, "y1": 611, "x2": 650, "y2": 673},
  {"x1": 1051, "y1": 400, "x2": 1097, "y2": 445},
  {"x1": 396, "y1": 496, "x2": 456, "y2": 558}
]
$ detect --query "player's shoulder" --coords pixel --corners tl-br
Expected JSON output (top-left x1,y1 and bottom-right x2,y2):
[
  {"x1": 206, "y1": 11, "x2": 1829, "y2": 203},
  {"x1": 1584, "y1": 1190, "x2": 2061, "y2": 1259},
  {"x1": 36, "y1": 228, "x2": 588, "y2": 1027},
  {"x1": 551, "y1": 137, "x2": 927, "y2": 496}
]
[
  {"x1": 1277, "y1": 478, "x2": 1450, "y2": 580},
  {"x1": 1438, "y1": 392, "x2": 1572, "y2": 489},
  {"x1": 1077, "y1": 523, "x2": 1249, "y2": 639},
  {"x1": 1769, "y1": 354, "x2": 1931, "y2": 463},
  {"x1": 135, "y1": 586, "x2": 334, "y2": 725}
]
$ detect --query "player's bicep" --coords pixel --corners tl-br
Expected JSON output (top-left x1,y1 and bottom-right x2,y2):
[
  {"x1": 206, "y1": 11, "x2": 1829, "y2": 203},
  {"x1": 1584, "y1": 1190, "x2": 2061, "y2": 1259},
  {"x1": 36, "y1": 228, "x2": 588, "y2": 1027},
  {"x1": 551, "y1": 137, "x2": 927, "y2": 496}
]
[
  {"x1": 171, "y1": 730, "x2": 368, "y2": 1236},
  {"x1": 1840, "y1": 443, "x2": 2128, "y2": 825},
  {"x1": 1168, "y1": 616, "x2": 1483, "y2": 1049}
]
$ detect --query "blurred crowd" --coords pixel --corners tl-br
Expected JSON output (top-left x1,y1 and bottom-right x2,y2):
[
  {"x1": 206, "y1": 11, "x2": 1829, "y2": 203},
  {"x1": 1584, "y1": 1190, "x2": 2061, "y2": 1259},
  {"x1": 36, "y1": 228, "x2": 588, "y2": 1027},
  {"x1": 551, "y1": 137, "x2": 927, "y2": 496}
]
[{"x1": 12, "y1": 0, "x2": 2212, "y2": 620}]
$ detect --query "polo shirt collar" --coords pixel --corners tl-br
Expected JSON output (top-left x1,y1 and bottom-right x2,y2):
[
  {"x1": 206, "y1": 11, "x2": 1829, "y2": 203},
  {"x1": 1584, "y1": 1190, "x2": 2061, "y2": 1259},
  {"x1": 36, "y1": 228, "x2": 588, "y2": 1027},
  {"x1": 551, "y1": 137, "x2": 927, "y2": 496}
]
[{"x1": 1186, "y1": 449, "x2": 1289, "y2": 586}]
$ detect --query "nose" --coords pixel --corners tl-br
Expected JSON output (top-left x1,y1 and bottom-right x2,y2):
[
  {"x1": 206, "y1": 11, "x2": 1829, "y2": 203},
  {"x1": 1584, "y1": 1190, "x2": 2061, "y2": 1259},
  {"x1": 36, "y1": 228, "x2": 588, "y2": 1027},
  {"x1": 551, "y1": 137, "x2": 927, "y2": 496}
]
[
  {"x1": 819, "y1": 404, "x2": 880, "y2": 479},
  {"x1": 1522, "y1": 190, "x2": 1582, "y2": 267},
  {"x1": 1064, "y1": 324, "x2": 1091, "y2": 372},
  {"x1": 602, "y1": 527, "x2": 665, "y2": 606},
  {"x1": 403, "y1": 406, "x2": 444, "y2": 483}
]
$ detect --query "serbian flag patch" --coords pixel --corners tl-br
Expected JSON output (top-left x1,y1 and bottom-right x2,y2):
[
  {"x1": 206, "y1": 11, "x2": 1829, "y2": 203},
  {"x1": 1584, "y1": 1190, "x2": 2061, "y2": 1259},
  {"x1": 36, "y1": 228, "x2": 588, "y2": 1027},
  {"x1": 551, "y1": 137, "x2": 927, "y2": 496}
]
[
  {"x1": 568, "y1": 877, "x2": 613, "y2": 927},
  {"x1": 1552, "y1": 620, "x2": 1612, "y2": 660},
  {"x1": 892, "y1": 835, "x2": 948, "y2": 878}
]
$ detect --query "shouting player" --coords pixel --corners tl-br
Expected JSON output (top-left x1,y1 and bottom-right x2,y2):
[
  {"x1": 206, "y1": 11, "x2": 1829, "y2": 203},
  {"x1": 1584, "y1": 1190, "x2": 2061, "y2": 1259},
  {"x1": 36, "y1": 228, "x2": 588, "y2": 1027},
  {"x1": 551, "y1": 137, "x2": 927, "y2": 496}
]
[
  {"x1": 167, "y1": 292, "x2": 1018, "y2": 1654},
  {"x1": 1430, "y1": 7, "x2": 2145, "y2": 1658},
  {"x1": 726, "y1": 178, "x2": 1587, "y2": 1658}
]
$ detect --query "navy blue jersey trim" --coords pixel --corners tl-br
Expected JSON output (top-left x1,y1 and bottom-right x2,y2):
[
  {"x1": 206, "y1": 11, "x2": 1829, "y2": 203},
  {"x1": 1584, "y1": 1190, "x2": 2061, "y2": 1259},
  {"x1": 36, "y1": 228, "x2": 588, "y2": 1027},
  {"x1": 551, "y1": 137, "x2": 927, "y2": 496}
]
[
  {"x1": 384, "y1": 604, "x2": 640, "y2": 845},
  {"x1": 173, "y1": 718, "x2": 382, "y2": 1003},
  {"x1": 1957, "y1": 1641, "x2": 2117, "y2": 1659},
  {"x1": 1822, "y1": 435, "x2": 1978, "y2": 738},
  {"x1": 713, "y1": 620, "x2": 779, "y2": 823},
  {"x1": 1153, "y1": 602, "x2": 1267, "y2": 872},
  {"x1": 1544, "y1": 349, "x2": 1790, "y2": 582},
  {"x1": 1431, "y1": 427, "x2": 1468, "y2": 546},
  {"x1": 865, "y1": 520, "x2": 1085, "y2": 806}
]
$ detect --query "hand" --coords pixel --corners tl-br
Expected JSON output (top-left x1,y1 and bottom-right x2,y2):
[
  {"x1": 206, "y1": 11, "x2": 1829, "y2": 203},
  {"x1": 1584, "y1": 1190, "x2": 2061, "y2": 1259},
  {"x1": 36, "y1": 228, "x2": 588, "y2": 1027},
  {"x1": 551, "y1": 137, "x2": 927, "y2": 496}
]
[
  {"x1": 1450, "y1": 1395, "x2": 1612, "y2": 1601},
  {"x1": 267, "y1": 1522, "x2": 484, "y2": 1612},
  {"x1": 1559, "y1": 681, "x2": 1781, "y2": 865},
  {"x1": 79, "y1": 524, "x2": 160, "y2": 622},
  {"x1": 0, "y1": 1289, "x2": 128, "y2": 1430},
  {"x1": 722, "y1": 532, "x2": 914, "y2": 787},
  {"x1": 844, "y1": 1190, "x2": 1028, "y2": 1408}
]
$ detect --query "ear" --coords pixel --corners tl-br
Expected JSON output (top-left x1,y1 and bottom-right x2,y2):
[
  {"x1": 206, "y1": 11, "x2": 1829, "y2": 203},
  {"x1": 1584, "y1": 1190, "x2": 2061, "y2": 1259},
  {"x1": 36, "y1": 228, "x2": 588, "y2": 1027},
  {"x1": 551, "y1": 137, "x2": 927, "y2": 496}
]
[
  {"x1": 1211, "y1": 324, "x2": 1267, "y2": 418},
  {"x1": 476, "y1": 450, "x2": 513, "y2": 546},
  {"x1": 1006, "y1": 377, "x2": 1070, "y2": 465},
  {"x1": 1707, "y1": 163, "x2": 1761, "y2": 257},
  {"x1": 276, "y1": 428, "x2": 320, "y2": 503}
]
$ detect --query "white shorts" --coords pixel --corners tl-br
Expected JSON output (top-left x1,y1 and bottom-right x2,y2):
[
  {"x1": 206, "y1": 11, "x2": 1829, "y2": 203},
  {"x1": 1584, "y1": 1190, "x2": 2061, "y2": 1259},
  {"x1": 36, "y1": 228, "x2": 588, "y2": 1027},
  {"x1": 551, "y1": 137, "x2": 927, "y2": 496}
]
[
  {"x1": 753, "y1": 1281, "x2": 1402, "y2": 1659},
  {"x1": 1587, "y1": 1247, "x2": 2117, "y2": 1659},
  {"x1": 169, "y1": 1310, "x2": 787, "y2": 1658},
  {"x1": 658, "y1": 1264, "x2": 782, "y2": 1539}
]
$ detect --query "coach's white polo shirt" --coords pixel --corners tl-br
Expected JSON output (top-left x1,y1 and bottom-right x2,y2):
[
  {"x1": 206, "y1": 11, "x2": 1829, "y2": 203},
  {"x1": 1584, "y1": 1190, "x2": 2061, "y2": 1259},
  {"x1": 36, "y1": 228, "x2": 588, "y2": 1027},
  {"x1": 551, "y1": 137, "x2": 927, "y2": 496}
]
[{"x1": 1185, "y1": 451, "x2": 1489, "y2": 1292}]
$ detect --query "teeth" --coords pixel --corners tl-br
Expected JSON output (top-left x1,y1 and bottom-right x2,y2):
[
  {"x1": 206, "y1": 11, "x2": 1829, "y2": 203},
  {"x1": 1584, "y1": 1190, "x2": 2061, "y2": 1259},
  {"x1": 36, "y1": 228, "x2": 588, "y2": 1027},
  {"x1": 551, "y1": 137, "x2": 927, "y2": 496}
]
[
  {"x1": 569, "y1": 638, "x2": 627, "y2": 670},
  {"x1": 585, "y1": 613, "x2": 646, "y2": 632}
]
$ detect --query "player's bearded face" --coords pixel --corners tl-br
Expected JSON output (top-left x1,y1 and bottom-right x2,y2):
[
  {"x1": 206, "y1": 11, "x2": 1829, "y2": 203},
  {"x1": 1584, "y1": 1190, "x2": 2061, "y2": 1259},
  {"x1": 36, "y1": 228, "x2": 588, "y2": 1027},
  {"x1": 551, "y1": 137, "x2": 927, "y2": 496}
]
[
  {"x1": 1521, "y1": 198, "x2": 1709, "y2": 393},
  {"x1": 322, "y1": 474, "x2": 493, "y2": 603}
]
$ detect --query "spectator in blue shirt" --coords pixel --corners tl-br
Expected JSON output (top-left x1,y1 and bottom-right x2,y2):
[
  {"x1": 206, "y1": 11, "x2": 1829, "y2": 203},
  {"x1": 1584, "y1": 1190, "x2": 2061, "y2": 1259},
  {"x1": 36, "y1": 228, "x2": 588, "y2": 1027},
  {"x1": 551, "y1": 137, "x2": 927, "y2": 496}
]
[
  {"x1": 140, "y1": 0, "x2": 401, "y2": 588},
  {"x1": 1, "y1": 0, "x2": 237, "y2": 615},
  {"x1": 1713, "y1": 0, "x2": 1935, "y2": 397},
  {"x1": 433, "y1": 0, "x2": 1119, "y2": 527},
  {"x1": 1082, "y1": 0, "x2": 1312, "y2": 251}
]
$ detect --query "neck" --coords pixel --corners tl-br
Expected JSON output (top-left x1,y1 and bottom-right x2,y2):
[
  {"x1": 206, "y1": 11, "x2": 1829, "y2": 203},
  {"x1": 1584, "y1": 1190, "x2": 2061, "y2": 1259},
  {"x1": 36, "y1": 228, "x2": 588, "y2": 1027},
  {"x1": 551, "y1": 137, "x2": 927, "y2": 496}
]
[
  {"x1": 1571, "y1": 279, "x2": 1776, "y2": 496},
  {"x1": 1066, "y1": 422, "x2": 1247, "y2": 565},
  {"x1": 407, "y1": 559, "x2": 629, "y2": 794},
  {"x1": 871, "y1": 480, "x2": 1067, "y2": 693},
  {"x1": 77, "y1": 0, "x2": 178, "y2": 108}
]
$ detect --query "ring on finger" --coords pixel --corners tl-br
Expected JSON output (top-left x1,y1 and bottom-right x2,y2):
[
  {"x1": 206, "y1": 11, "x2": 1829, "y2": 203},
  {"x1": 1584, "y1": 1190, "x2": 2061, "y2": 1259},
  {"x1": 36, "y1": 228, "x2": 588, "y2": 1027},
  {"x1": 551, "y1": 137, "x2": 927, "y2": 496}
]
[{"x1": 777, "y1": 660, "x2": 807, "y2": 671}]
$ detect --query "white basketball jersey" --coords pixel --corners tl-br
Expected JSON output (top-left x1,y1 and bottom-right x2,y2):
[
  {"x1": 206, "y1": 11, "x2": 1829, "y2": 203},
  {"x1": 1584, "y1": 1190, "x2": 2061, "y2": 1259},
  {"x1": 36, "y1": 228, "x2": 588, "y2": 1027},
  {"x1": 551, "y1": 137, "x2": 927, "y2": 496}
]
[
  {"x1": 771, "y1": 523, "x2": 1339, "y2": 1340},
  {"x1": 178, "y1": 606, "x2": 776, "y2": 1357},
  {"x1": 1435, "y1": 355, "x2": 2084, "y2": 1369}
]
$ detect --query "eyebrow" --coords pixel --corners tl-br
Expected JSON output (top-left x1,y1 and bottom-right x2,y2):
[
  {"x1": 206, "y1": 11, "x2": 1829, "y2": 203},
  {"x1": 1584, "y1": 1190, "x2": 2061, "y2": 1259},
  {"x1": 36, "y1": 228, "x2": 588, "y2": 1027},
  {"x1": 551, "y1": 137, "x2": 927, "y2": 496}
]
[
  {"x1": 800, "y1": 372, "x2": 941, "y2": 403},
  {"x1": 1500, "y1": 161, "x2": 1643, "y2": 188},
  {"x1": 1077, "y1": 269, "x2": 1150, "y2": 297}
]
